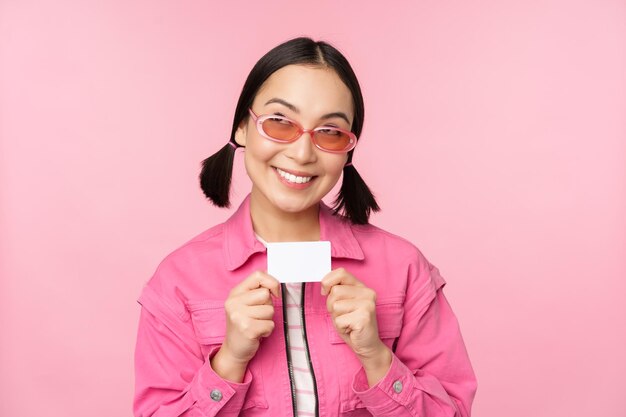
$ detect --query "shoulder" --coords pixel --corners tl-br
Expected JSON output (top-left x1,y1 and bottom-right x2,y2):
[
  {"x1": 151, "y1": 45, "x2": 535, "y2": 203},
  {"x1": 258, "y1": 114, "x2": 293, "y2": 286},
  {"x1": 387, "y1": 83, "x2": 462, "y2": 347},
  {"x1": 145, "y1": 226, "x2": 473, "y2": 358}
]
[
  {"x1": 350, "y1": 221, "x2": 427, "y2": 265},
  {"x1": 349, "y1": 220, "x2": 446, "y2": 290},
  {"x1": 156, "y1": 222, "x2": 226, "y2": 276},
  {"x1": 139, "y1": 222, "x2": 227, "y2": 308}
]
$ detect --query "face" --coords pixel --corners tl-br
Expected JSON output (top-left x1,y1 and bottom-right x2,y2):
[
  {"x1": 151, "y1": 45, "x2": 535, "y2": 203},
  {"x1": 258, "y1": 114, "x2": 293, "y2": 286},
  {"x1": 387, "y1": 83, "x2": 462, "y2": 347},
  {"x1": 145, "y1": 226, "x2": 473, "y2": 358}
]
[{"x1": 235, "y1": 64, "x2": 354, "y2": 217}]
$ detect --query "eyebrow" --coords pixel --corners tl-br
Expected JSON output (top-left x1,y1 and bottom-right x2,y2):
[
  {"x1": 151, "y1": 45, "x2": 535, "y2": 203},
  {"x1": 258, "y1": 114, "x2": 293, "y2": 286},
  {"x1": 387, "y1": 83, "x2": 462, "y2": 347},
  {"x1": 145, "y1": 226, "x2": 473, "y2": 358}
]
[{"x1": 264, "y1": 98, "x2": 351, "y2": 125}]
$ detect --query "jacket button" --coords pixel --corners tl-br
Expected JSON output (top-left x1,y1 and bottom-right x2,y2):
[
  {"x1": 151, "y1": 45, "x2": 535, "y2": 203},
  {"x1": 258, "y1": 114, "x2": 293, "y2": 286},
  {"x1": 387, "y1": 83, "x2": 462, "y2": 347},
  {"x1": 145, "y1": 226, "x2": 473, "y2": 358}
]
[
  {"x1": 210, "y1": 389, "x2": 223, "y2": 401},
  {"x1": 393, "y1": 380, "x2": 403, "y2": 393}
]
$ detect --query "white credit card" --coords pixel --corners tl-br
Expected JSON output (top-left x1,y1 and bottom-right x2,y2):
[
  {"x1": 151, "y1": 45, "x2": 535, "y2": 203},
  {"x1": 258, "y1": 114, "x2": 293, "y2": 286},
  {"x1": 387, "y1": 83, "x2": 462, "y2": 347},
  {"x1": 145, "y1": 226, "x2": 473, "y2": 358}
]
[{"x1": 266, "y1": 241, "x2": 331, "y2": 283}]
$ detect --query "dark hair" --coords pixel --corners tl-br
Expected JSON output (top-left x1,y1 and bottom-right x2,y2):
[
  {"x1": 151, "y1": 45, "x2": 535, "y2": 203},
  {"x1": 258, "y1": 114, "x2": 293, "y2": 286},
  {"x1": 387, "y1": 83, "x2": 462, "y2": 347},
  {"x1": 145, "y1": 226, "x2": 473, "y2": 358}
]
[{"x1": 199, "y1": 36, "x2": 380, "y2": 224}]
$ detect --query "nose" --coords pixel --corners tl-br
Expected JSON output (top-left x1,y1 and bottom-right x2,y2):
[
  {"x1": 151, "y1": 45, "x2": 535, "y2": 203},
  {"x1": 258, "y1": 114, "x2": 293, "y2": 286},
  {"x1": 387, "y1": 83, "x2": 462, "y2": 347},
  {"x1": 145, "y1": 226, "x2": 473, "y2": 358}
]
[{"x1": 285, "y1": 130, "x2": 317, "y2": 164}]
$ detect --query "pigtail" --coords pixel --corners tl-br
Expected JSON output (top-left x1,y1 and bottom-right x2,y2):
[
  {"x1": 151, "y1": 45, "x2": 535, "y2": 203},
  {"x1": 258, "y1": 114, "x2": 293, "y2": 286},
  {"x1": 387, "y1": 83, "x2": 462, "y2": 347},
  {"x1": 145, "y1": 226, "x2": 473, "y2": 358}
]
[
  {"x1": 199, "y1": 141, "x2": 240, "y2": 208},
  {"x1": 332, "y1": 157, "x2": 380, "y2": 225}
]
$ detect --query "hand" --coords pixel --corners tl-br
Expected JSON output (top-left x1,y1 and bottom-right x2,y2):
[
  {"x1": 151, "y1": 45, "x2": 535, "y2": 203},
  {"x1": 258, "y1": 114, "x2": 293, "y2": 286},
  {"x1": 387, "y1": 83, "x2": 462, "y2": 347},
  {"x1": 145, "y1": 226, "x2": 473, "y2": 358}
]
[
  {"x1": 211, "y1": 271, "x2": 280, "y2": 382},
  {"x1": 321, "y1": 268, "x2": 390, "y2": 364}
]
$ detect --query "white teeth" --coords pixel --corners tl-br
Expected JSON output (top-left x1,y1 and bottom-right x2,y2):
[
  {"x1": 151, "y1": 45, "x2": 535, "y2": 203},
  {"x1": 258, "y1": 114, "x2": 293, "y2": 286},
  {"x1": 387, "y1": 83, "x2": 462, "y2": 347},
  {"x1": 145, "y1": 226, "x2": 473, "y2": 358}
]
[{"x1": 276, "y1": 168, "x2": 313, "y2": 184}]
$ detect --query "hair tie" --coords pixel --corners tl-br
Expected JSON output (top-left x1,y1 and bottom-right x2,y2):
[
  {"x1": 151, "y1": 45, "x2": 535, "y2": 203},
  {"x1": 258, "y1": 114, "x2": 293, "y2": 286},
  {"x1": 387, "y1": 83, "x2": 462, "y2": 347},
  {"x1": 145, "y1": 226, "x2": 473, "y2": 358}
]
[
  {"x1": 344, "y1": 162, "x2": 353, "y2": 167},
  {"x1": 228, "y1": 141, "x2": 238, "y2": 149}
]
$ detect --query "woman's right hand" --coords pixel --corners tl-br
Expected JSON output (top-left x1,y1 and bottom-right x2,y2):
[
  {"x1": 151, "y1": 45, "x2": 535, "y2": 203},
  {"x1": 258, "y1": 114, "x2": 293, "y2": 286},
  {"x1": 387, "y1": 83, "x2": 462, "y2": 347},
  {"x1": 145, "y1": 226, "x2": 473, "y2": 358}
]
[{"x1": 210, "y1": 271, "x2": 281, "y2": 382}]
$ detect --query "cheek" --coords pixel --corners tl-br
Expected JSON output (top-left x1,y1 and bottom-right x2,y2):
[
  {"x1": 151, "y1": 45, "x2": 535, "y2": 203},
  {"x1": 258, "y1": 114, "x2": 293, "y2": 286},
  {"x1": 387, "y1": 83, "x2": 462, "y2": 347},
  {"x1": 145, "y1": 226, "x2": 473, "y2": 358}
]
[
  {"x1": 320, "y1": 158, "x2": 348, "y2": 185},
  {"x1": 325, "y1": 155, "x2": 349, "y2": 176},
  {"x1": 245, "y1": 136, "x2": 278, "y2": 164},
  {"x1": 330, "y1": 165, "x2": 344, "y2": 179}
]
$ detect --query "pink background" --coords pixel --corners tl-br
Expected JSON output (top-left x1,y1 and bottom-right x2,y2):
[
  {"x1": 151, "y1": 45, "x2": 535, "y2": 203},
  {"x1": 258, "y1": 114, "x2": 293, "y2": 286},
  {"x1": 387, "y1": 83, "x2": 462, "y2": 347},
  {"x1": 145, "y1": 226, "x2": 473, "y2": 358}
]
[{"x1": 1, "y1": 1, "x2": 625, "y2": 416}]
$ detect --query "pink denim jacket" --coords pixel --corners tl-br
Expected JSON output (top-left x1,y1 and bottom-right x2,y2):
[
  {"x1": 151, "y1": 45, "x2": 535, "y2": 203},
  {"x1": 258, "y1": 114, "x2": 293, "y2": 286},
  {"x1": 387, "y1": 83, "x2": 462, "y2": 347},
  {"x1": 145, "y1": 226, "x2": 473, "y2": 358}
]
[{"x1": 133, "y1": 194, "x2": 477, "y2": 416}]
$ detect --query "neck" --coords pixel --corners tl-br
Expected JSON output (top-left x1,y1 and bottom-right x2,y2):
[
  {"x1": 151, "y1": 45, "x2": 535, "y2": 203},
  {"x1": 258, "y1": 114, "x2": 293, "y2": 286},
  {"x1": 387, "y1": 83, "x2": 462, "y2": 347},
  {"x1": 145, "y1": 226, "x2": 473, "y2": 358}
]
[{"x1": 249, "y1": 190, "x2": 321, "y2": 242}]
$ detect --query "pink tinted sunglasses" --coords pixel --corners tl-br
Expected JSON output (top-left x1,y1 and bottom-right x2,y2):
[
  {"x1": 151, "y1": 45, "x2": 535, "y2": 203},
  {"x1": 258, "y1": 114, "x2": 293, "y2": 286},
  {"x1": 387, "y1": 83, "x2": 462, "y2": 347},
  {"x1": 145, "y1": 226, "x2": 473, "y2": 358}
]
[{"x1": 248, "y1": 108, "x2": 357, "y2": 153}]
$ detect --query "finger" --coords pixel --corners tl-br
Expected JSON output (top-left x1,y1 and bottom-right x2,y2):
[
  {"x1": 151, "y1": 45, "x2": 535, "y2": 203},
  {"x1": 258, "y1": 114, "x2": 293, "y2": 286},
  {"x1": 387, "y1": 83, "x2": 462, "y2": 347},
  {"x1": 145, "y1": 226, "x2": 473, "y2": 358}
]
[
  {"x1": 326, "y1": 285, "x2": 375, "y2": 312},
  {"x1": 327, "y1": 298, "x2": 360, "y2": 317},
  {"x1": 232, "y1": 271, "x2": 281, "y2": 298},
  {"x1": 237, "y1": 287, "x2": 273, "y2": 306},
  {"x1": 328, "y1": 283, "x2": 373, "y2": 300},
  {"x1": 333, "y1": 309, "x2": 370, "y2": 334},
  {"x1": 320, "y1": 267, "x2": 363, "y2": 296},
  {"x1": 255, "y1": 319, "x2": 276, "y2": 338},
  {"x1": 329, "y1": 297, "x2": 376, "y2": 322},
  {"x1": 326, "y1": 285, "x2": 357, "y2": 312},
  {"x1": 245, "y1": 304, "x2": 275, "y2": 320},
  {"x1": 237, "y1": 318, "x2": 276, "y2": 340}
]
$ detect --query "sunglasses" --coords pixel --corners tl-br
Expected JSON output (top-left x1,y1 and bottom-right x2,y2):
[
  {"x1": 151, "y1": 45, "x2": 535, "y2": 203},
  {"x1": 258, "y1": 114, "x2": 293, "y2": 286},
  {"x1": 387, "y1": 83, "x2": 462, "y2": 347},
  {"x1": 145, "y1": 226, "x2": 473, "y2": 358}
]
[{"x1": 248, "y1": 108, "x2": 357, "y2": 153}]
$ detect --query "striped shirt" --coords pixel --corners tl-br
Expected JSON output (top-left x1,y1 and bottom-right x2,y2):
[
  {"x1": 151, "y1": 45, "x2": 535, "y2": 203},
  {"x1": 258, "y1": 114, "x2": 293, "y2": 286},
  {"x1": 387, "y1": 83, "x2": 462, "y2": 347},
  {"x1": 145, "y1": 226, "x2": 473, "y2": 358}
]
[
  {"x1": 255, "y1": 234, "x2": 317, "y2": 417},
  {"x1": 284, "y1": 282, "x2": 317, "y2": 416}
]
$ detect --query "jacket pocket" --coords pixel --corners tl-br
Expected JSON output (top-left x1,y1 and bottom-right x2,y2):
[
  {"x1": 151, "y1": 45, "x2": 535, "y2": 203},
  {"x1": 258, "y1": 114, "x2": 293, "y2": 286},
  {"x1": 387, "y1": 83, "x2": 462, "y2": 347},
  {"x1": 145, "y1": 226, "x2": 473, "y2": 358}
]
[
  {"x1": 187, "y1": 300, "x2": 227, "y2": 345},
  {"x1": 325, "y1": 298, "x2": 404, "y2": 414},
  {"x1": 186, "y1": 300, "x2": 269, "y2": 412}
]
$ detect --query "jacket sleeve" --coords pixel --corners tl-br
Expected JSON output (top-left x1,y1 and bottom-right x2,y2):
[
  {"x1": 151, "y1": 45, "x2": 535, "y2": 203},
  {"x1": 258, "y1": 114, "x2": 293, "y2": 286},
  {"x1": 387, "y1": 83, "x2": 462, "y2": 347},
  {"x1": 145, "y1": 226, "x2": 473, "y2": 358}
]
[
  {"x1": 351, "y1": 253, "x2": 477, "y2": 417},
  {"x1": 133, "y1": 284, "x2": 253, "y2": 417}
]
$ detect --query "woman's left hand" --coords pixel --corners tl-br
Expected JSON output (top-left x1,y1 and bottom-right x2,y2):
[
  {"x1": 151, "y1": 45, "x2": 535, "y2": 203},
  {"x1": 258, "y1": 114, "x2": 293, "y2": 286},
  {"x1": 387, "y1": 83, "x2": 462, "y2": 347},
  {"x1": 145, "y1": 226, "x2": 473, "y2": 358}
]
[{"x1": 321, "y1": 267, "x2": 392, "y2": 378}]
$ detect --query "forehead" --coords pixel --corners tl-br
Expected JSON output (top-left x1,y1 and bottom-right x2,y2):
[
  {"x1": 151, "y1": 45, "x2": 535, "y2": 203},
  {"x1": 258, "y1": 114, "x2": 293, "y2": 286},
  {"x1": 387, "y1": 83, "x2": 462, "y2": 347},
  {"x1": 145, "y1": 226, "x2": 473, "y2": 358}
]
[{"x1": 253, "y1": 64, "x2": 354, "y2": 120}]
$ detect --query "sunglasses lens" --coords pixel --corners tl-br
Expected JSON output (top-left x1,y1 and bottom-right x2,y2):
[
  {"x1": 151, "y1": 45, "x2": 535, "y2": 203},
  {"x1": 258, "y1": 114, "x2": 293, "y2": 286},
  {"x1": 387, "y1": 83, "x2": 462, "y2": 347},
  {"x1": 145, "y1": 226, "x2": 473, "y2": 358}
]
[
  {"x1": 261, "y1": 118, "x2": 299, "y2": 141},
  {"x1": 259, "y1": 115, "x2": 355, "y2": 152},
  {"x1": 314, "y1": 129, "x2": 353, "y2": 152}
]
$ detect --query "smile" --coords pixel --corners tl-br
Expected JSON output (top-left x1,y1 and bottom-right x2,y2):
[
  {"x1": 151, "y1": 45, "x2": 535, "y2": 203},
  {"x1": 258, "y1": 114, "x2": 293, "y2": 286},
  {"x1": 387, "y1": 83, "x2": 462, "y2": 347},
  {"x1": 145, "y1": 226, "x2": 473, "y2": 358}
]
[{"x1": 275, "y1": 167, "x2": 314, "y2": 184}]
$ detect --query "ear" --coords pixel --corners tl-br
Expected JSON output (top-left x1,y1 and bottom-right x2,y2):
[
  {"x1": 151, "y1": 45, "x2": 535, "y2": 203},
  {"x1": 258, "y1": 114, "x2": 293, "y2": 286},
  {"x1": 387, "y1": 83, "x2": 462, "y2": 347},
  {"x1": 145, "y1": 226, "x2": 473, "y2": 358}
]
[{"x1": 234, "y1": 119, "x2": 248, "y2": 147}]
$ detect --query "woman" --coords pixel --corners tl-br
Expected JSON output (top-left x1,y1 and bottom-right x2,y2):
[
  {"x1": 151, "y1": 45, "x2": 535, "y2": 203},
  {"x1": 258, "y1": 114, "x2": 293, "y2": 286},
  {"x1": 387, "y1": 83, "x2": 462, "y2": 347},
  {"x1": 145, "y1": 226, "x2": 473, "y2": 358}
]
[{"x1": 133, "y1": 36, "x2": 477, "y2": 417}]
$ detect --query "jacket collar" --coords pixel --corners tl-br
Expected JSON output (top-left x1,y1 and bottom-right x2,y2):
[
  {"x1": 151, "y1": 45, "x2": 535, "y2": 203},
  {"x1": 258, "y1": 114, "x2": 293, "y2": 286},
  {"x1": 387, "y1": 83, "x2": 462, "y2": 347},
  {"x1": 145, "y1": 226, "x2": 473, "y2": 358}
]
[{"x1": 223, "y1": 194, "x2": 365, "y2": 271}]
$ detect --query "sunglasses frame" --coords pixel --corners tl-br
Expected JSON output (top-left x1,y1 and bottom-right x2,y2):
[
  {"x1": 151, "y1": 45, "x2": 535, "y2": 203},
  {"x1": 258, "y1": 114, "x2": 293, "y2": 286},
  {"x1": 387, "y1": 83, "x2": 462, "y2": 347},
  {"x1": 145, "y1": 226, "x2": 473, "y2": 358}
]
[{"x1": 247, "y1": 108, "x2": 357, "y2": 154}]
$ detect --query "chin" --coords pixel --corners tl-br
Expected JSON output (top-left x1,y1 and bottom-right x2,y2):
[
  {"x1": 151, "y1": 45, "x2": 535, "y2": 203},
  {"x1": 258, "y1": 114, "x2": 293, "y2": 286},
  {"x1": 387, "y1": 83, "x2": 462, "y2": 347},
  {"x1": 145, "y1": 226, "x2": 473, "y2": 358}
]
[{"x1": 272, "y1": 196, "x2": 317, "y2": 214}]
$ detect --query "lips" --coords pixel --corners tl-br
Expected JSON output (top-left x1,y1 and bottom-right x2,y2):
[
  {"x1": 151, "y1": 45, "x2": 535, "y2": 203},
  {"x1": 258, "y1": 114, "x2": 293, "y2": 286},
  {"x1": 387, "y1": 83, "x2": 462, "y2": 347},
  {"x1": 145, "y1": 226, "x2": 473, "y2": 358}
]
[
  {"x1": 272, "y1": 167, "x2": 317, "y2": 189},
  {"x1": 274, "y1": 167, "x2": 315, "y2": 184}
]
